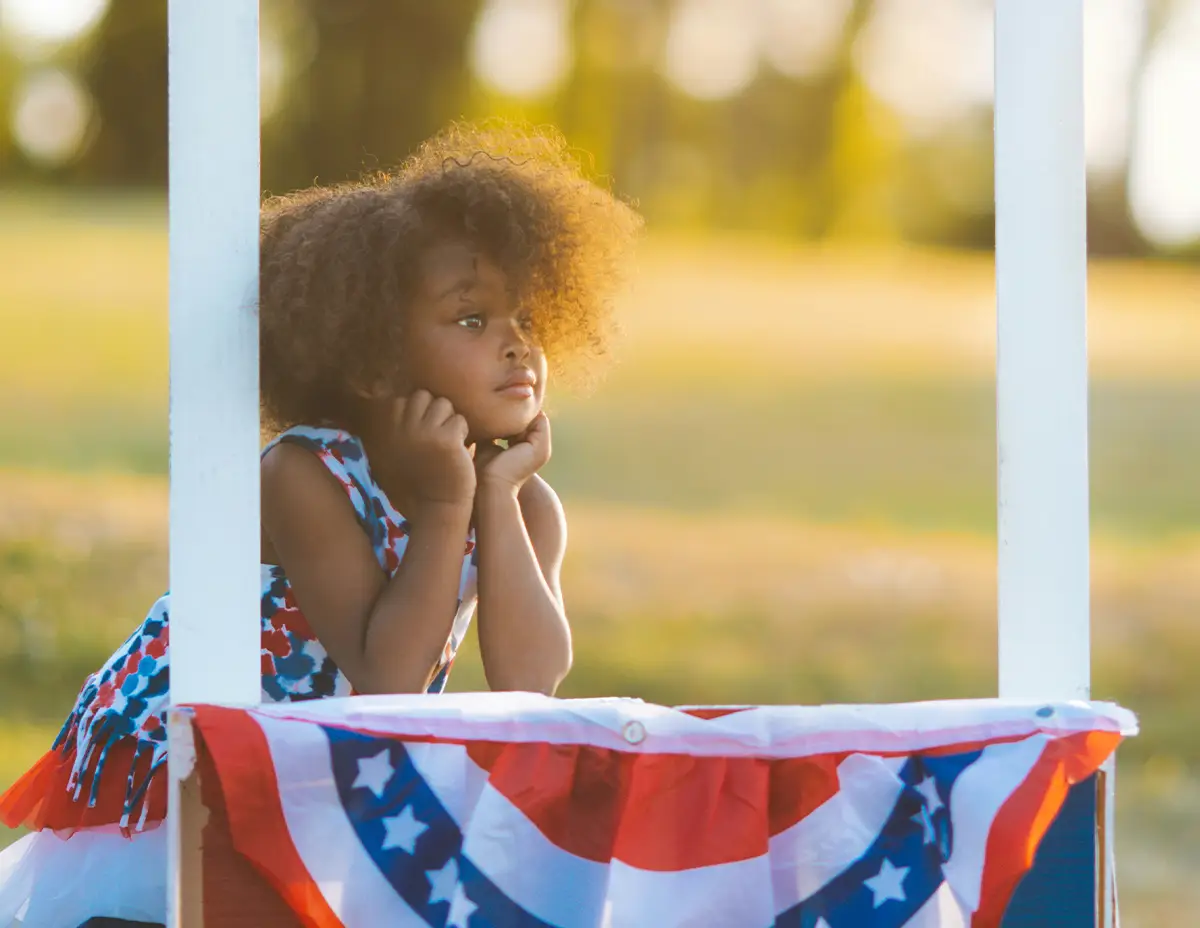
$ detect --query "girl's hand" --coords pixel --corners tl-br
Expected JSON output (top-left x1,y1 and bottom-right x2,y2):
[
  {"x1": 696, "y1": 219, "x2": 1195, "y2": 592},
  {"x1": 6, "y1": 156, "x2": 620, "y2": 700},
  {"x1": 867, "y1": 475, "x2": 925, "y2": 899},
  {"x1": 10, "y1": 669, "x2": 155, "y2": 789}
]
[
  {"x1": 389, "y1": 391, "x2": 476, "y2": 508},
  {"x1": 476, "y1": 413, "x2": 551, "y2": 494}
]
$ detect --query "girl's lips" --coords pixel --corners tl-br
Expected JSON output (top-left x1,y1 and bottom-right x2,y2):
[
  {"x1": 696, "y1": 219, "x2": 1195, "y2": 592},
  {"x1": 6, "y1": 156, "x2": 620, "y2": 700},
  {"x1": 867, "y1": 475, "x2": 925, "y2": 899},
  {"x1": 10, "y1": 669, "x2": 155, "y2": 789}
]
[{"x1": 496, "y1": 369, "x2": 537, "y2": 398}]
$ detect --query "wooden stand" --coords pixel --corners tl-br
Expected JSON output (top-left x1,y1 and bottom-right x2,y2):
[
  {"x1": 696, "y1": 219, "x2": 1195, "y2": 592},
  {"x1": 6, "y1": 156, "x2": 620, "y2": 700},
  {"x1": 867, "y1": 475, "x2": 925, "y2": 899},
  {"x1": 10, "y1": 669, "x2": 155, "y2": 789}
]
[
  {"x1": 171, "y1": 710, "x2": 302, "y2": 928},
  {"x1": 176, "y1": 770, "x2": 205, "y2": 926}
]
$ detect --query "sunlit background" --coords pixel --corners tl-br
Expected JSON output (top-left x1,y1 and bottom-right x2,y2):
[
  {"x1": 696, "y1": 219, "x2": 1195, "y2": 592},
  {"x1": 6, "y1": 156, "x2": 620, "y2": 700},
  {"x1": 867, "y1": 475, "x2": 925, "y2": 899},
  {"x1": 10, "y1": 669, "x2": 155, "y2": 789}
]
[
  {"x1": 0, "y1": 2, "x2": 1197, "y2": 925},
  {"x1": 0, "y1": 0, "x2": 1199, "y2": 248}
]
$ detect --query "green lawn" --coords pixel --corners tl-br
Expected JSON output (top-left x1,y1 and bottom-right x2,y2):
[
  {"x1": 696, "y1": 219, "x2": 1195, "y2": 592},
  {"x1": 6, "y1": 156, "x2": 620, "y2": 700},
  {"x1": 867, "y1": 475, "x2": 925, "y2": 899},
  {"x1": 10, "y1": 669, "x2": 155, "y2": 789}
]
[{"x1": 1, "y1": 195, "x2": 1197, "y2": 923}]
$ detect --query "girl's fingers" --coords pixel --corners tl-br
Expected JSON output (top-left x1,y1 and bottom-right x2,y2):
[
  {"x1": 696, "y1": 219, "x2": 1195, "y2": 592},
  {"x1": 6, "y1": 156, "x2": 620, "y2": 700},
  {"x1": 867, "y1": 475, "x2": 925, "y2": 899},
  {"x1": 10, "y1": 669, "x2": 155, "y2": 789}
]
[
  {"x1": 446, "y1": 413, "x2": 469, "y2": 444},
  {"x1": 474, "y1": 440, "x2": 503, "y2": 468},
  {"x1": 404, "y1": 390, "x2": 431, "y2": 430},
  {"x1": 426, "y1": 396, "x2": 456, "y2": 428},
  {"x1": 389, "y1": 395, "x2": 407, "y2": 428},
  {"x1": 526, "y1": 413, "x2": 551, "y2": 456},
  {"x1": 507, "y1": 412, "x2": 548, "y2": 445}
]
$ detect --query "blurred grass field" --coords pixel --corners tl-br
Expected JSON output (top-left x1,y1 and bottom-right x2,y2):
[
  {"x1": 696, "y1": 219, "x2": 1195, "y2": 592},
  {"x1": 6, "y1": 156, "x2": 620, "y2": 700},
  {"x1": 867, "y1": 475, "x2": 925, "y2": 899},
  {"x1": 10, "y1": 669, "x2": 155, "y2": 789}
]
[{"x1": 0, "y1": 194, "x2": 1197, "y2": 924}]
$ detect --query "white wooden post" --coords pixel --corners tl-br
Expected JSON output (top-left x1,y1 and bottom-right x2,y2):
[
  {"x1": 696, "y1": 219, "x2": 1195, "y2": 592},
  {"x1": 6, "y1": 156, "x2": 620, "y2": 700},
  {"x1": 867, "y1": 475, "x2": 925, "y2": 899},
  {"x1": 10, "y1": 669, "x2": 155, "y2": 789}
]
[
  {"x1": 995, "y1": 5, "x2": 1113, "y2": 926},
  {"x1": 994, "y1": 0, "x2": 1090, "y2": 703},
  {"x1": 166, "y1": 1, "x2": 261, "y2": 924}
]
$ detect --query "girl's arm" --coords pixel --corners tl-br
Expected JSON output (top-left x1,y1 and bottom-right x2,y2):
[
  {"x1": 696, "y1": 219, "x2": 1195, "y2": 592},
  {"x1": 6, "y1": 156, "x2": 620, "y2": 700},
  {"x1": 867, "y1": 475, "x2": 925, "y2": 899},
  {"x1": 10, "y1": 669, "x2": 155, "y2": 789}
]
[
  {"x1": 474, "y1": 474, "x2": 572, "y2": 695},
  {"x1": 261, "y1": 395, "x2": 478, "y2": 694}
]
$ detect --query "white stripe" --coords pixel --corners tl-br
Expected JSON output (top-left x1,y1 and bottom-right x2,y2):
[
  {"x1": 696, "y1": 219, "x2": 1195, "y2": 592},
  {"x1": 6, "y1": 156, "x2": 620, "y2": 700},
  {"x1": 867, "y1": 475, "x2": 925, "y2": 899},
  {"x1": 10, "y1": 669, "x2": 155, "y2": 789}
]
[
  {"x1": 401, "y1": 740, "x2": 491, "y2": 824},
  {"x1": 250, "y1": 695, "x2": 1134, "y2": 759},
  {"x1": 768, "y1": 754, "x2": 908, "y2": 912},
  {"x1": 259, "y1": 716, "x2": 424, "y2": 927},
  {"x1": 463, "y1": 784, "x2": 610, "y2": 925},
  {"x1": 406, "y1": 743, "x2": 613, "y2": 928},
  {"x1": 904, "y1": 881, "x2": 971, "y2": 928},
  {"x1": 941, "y1": 734, "x2": 1050, "y2": 912},
  {"x1": 605, "y1": 856, "x2": 776, "y2": 928}
]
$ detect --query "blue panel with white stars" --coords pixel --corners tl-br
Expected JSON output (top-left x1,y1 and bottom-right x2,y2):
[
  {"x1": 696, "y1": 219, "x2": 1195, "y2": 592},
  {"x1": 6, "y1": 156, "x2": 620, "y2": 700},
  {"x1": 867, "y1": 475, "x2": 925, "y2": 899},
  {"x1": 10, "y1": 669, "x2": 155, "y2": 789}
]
[
  {"x1": 774, "y1": 751, "x2": 979, "y2": 928},
  {"x1": 327, "y1": 726, "x2": 553, "y2": 928}
]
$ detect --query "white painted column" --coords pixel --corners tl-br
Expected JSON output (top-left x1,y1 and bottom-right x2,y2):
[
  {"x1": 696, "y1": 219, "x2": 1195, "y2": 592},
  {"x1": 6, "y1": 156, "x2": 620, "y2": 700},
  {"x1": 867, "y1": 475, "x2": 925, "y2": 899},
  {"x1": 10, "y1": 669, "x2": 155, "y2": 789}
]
[
  {"x1": 166, "y1": 0, "x2": 261, "y2": 706},
  {"x1": 994, "y1": 0, "x2": 1091, "y2": 701},
  {"x1": 166, "y1": 1, "x2": 261, "y2": 923}
]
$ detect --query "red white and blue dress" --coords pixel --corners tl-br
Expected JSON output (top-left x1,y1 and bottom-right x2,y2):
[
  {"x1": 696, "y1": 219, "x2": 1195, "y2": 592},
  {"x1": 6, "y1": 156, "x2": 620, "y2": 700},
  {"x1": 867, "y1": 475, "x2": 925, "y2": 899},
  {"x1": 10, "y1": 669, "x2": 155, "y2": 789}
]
[{"x1": 0, "y1": 426, "x2": 479, "y2": 927}]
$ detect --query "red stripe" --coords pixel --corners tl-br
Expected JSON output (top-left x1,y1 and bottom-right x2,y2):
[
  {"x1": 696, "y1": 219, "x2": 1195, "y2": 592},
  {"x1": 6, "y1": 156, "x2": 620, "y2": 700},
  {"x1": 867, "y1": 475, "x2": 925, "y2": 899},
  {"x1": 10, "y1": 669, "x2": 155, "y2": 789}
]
[
  {"x1": 768, "y1": 752, "x2": 845, "y2": 834},
  {"x1": 465, "y1": 742, "x2": 843, "y2": 870},
  {"x1": 193, "y1": 705, "x2": 343, "y2": 928},
  {"x1": 679, "y1": 707, "x2": 754, "y2": 720},
  {"x1": 971, "y1": 730, "x2": 1121, "y2": 928}
]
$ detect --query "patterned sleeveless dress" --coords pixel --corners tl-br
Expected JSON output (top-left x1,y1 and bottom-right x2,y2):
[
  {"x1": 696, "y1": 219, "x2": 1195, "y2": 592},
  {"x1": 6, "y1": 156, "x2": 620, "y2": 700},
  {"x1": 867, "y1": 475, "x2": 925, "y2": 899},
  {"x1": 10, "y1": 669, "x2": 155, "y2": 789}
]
[{"x1": 0, "y1": 425, "x2": 478, "y2": 926}]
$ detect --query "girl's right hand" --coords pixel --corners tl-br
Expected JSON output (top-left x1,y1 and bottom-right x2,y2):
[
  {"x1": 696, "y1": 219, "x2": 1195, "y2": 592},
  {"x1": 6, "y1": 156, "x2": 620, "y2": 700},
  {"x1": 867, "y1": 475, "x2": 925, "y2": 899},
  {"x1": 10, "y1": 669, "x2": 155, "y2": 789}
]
[{"x1": 389, "y1": 390, "x2": 476, "y2": 508}]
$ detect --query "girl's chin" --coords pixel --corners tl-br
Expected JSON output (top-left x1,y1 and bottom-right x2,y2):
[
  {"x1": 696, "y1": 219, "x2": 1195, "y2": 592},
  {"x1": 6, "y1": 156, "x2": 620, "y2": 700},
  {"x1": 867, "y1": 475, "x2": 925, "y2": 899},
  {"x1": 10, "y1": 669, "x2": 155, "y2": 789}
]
[{"x1": 471, "y1": 409, "x2": 540, "y2": 443}]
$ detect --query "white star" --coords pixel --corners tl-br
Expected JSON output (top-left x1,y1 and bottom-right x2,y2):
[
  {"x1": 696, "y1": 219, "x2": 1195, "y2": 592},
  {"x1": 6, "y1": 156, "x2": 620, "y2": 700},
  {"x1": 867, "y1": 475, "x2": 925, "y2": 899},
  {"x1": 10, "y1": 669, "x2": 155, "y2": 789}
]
[
  {"x1": 446, "y1": 886, "x2": 477, "y2": 928},
  {"x1": 381, "y1": 805, "x2": 427, "y2": 854},
  {"x1": 864, "y1": 857, "x2": 909, "y2": 907},
  {"x1": 915, "y1": 775, "x2": 944, "y2": 815},
  {"x1": 352, "y1": 748, "x2": 395, "y2": 798},
  {"x1": 912, "y1": 807, "x2": 936, "y2": 845},
  {"x1": 814, "y1": 919, "x2": 833, "y2": 928},
  {"x1": 427, "y1": 856, "x2": 461, "y2": 905}
]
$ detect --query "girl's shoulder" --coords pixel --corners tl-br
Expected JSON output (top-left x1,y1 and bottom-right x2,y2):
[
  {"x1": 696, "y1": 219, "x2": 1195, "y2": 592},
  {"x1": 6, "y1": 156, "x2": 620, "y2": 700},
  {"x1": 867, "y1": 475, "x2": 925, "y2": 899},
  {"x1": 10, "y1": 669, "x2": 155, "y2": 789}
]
[
  {"x1": 262, "y1": 424, "x2": 391, "y2": 533},
  {"x1": 263, "y1": 423, "x2": 364, "y2": 461},
  {"x1": 263, "y1": 424, "x2": 376, "y2": 486}
]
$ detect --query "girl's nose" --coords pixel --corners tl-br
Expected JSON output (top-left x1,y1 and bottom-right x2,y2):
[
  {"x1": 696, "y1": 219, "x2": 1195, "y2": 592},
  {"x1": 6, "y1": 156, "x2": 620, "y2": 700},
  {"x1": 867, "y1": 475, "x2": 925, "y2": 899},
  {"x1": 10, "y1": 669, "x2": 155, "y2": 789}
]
[{"x1": 502, "y1": 321, "x2": 532, "y2": 360}]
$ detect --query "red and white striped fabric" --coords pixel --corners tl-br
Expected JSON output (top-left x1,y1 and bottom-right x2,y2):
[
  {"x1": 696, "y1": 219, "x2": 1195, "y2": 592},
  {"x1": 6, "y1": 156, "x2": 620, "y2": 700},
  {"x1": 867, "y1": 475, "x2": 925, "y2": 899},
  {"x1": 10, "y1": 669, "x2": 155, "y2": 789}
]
[{"x1": 188, "y1": 694, "x2": 1134, "y2": 928}]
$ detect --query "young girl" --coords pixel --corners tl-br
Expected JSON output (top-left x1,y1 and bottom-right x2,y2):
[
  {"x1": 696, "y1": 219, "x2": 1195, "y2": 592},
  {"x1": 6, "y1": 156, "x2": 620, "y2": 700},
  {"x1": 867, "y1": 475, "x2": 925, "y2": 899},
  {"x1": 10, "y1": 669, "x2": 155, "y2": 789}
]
[{"x1": 0, "y1": 122, "x2": 641, "y2": 927}]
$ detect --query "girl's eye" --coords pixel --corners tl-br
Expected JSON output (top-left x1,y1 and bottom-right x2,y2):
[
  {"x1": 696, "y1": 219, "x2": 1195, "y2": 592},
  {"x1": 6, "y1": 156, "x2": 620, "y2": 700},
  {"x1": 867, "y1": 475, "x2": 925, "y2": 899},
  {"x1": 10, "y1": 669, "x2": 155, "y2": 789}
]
[
  {"x1": 518, "y1": 315, "x2": 535, "y2": 334},
  {"x1": 457, "y1": 314, "x2": 484, "y2": 330}
]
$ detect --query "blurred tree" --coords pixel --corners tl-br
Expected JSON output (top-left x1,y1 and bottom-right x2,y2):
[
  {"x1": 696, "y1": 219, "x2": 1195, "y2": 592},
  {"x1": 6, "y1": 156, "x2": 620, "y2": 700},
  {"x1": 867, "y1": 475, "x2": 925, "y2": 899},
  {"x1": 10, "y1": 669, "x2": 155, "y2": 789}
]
[
  {"x1": 1, "y1": 0, "x2": 1189, "y2": 262},
  {"x1": 75, "y1": 0, "x2": 167, "y2": 186},
  {"x1": 1089, "y1": 0, "x2": 1181, "y2": 257},
  {"x1": 1084, "y1": 0, "x2": 1176, "y2": 256},
  {"x1": 553, "y1": 0, "x2": 878, "y2": 239},
  {"x1": 262, "y1": 0, "x2": 482, "y2": 193},
  {"x1": 811, "y1": 0, "x2": 894, "y2": 240},
  {"x1": 45, "y1": 0, "x2": 482, "y2": 191},
  {"x1": 0, "y1": 46, "x2": 19, "y2": 178},
  {"x1": 555, "y1": 0, "x2": 669, "y2": 197},
  {"x1": 894, "y1": 113, "x2": 995, "y2": 251}
]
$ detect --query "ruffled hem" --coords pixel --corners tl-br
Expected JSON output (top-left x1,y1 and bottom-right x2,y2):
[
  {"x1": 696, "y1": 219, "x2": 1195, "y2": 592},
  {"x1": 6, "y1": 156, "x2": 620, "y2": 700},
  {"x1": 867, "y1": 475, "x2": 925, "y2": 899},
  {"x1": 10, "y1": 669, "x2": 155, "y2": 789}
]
[
  {"x1": 0, "y1": 740, "x2": 166, "y2": 836},
  {"x1": 0, "y1": 822, "x2": 166, "y2": 927}
]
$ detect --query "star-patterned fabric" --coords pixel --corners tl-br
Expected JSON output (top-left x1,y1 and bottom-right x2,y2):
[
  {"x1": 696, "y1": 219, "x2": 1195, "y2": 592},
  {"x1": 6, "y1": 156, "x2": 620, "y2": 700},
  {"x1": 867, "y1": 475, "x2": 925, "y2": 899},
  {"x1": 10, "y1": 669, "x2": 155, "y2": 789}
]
[{"x1": 183, "y1": 695, "x2": 1133, "y2": 928}]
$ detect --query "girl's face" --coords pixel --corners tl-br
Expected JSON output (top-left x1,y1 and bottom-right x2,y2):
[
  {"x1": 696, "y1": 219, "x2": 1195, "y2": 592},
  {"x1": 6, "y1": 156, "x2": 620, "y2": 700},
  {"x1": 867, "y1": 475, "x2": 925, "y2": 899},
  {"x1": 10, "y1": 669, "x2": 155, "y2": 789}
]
[{"x1": 401, "y1": 240, "x2": 547, "y2": 442}]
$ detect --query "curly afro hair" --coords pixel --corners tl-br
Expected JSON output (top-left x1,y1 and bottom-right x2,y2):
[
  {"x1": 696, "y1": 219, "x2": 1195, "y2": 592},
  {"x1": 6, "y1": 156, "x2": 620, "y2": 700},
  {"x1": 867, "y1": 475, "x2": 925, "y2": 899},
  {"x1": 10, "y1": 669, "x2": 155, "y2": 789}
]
[{"x1": 258, "y1": 121, "x2": 643, "y2": 433}]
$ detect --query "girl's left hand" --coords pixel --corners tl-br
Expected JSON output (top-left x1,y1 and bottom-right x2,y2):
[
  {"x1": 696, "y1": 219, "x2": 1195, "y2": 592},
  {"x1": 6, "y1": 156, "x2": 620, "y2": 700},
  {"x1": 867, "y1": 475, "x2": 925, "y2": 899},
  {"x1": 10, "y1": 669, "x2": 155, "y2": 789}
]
[{"x1": 476, "y1": 413, "x2": 551, "y2": 493}]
